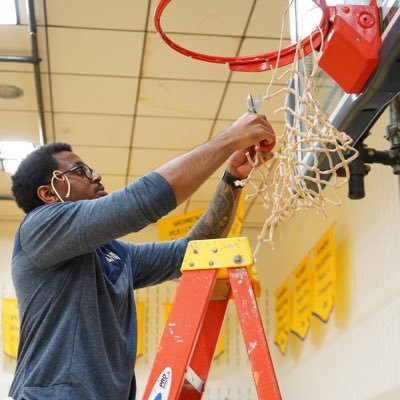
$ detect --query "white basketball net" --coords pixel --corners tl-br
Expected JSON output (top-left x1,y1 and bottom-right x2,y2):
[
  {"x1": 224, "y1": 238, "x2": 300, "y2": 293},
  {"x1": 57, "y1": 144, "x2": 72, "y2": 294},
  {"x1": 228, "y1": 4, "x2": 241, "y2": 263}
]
[{"x1": 238, "y1": 22, "x2": 358, "y2": 258}]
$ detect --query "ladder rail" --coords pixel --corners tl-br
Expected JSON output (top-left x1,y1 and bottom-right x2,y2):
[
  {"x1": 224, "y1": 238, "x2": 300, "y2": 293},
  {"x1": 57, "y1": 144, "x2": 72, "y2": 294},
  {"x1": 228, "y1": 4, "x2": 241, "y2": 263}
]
[
  {"x1": 142, "y1": 269, "x2": 218, "y2": 399},
  {"x1": 229, "y1": 268, "x2": 282, "y2": 400}
]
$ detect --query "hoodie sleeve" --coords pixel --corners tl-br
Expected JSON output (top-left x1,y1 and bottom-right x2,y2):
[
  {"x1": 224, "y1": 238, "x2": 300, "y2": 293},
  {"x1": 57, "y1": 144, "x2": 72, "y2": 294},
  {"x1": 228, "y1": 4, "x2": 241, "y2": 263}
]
[{"x1": 18, "y1": 172, "x2": 177, "y2": 269}]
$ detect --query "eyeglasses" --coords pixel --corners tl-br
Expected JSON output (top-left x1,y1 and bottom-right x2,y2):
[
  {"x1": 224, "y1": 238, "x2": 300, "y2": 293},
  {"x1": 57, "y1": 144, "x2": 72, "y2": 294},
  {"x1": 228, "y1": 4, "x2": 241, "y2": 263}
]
[{"x1": 58, "y1": 162, "x2": 96, "y2": 181}]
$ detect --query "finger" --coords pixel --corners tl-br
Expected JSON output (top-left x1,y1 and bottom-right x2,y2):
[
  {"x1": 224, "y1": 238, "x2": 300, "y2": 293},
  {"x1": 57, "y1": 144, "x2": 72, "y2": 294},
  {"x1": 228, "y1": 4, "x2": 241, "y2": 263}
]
[{"x1": 259, "y1": 139, "x2": 276, "y2": 152}]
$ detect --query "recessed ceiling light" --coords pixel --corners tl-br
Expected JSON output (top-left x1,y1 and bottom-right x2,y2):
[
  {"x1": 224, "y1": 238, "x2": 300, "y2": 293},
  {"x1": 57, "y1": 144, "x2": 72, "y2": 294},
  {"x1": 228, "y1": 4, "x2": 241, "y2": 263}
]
[
  {"x1": 2, "y1": 159, "x2": 20, "y2": 174},
  {"x1": 0, "y1": 85, "x2": 24, "y2": 99},
  {"x1": 0, "y1": 0, "x2": 17, "y2": 25},
  {"x1": 0, "y1": 141, "x2": 34, "y2": 158},
  {"x1": 0, "y1": 141, "x2": 35, "y2": 174}
]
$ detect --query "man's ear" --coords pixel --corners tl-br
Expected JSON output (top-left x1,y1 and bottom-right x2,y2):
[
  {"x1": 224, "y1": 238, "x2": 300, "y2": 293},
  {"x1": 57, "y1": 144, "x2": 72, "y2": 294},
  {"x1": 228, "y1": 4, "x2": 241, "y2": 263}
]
[{"x1": 37, "y1": 185, "x2": 61, "y2": 204}]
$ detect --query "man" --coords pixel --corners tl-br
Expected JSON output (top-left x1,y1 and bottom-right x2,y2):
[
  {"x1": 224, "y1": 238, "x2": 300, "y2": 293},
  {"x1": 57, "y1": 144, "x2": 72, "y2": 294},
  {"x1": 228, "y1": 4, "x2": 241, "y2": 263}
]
[{"x1": 8, "y1": 112, "x2": 275, "y2": 399}]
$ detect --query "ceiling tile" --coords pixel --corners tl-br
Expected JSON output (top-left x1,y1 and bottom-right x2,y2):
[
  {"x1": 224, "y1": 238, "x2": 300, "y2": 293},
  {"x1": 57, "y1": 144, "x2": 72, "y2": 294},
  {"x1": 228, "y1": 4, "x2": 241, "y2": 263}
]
[
  {"x1": 149, "y1": 0, "x2": 253, "y2": 36},
  {"x1": 247, "y1": 1, "x2": 291, "y2": 38},
  {"x1": 129, "y1": 148, "x2": 185, "y2": 176},
  {"x1": 72, "y1": 146, "x2": 129, "y2": 176},
  {"x1": 44, "y1": 111, "x2": 55, "y2": 143},
  {"x1": 0, "y1": 71, "x2": 37, "y2": 111},
  {"x1": 0, "y1": 61, "x2": 32, "y2": 73},
  {"x1": 48, "y1": 28, "x2": 144, "y2": 76},
  {"x1": 0, "y1": 25, "x2": 30, "y2": 56},
  {"x1": 54, "y1": 113, "x2": 133, "y2": 147},
  {"x1": 37, "y1": 27, "x2": 49, "y2": 73},
  {"x1": 142, "y1": 32, "x2": 234, "y2": 81},
  {"x1": 138, "y1": 79, "x2": 225, "y2": 118},
  {"x1": 51, "y1": 75, "x2": 138, "y2": 115},
  {"x1": 40, "y1": 72, "x2": 53, "y2": 112},
  {"x1": 132, "y1": 117, "x2": 212, "y2": 150},
  {"x1": 45, "y1": 0, "x2": 149, "y2": 30},
  {"x1": 0, "y1": 110, "x2": 40, "y2": 142}
]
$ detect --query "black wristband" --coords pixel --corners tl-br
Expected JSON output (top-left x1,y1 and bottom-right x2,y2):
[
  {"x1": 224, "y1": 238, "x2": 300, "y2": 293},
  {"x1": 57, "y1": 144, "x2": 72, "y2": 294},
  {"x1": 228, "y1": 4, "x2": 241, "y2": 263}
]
[{"x1": 221, "y1": 171, "x2": 243, "y2": 188}]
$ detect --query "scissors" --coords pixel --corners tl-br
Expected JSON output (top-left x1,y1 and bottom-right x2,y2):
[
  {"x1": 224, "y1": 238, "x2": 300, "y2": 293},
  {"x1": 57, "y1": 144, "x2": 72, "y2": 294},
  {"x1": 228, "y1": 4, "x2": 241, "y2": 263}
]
[{"x1": 247, "y1": 93, "x2": 275, "y2": 152}]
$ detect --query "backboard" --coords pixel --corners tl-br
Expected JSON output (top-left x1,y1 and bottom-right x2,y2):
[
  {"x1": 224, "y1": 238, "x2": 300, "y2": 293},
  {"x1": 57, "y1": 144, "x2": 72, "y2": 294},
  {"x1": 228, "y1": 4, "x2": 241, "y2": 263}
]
[{"x1": 289, "y1": 0, "x2": 400, "y2": 188}]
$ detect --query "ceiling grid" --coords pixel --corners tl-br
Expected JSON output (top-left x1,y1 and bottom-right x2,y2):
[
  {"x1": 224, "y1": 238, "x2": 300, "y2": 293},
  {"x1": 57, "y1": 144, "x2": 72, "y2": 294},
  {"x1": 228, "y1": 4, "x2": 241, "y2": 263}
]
[{"x1": 0, "y1": 0, "x2": 290, "y2": 226}]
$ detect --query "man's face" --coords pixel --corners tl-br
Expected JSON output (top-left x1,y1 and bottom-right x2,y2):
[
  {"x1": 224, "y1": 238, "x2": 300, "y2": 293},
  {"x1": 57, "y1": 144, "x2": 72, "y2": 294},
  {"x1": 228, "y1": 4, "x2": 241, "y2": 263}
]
[{"x1": 51, "y1": 151, "x2": 108, "y2": 202}]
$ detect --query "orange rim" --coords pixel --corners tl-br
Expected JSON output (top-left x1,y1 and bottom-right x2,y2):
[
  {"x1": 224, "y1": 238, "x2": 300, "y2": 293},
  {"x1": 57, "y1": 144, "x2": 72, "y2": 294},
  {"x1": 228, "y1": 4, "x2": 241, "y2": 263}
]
[{"x1": 154, "y1": 0, "x2": 330, "y2": 72}]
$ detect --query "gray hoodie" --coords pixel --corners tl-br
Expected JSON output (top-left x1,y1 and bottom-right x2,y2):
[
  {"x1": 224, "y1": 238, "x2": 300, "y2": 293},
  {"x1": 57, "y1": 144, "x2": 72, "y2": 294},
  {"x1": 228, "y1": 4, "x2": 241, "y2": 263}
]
[{"x1": 9, "y1": 172, "x2": 188, "y2": 399}]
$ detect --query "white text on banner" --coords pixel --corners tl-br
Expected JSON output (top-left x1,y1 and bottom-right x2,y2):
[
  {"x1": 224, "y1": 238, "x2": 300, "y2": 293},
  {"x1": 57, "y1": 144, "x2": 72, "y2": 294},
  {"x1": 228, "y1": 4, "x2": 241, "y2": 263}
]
[
  {"x1": 2, "y1": 298, "x2": 20, "y2": 358},
  {"x1": 274, "y1": 278, "x2": 291, "y2": 355},
  {"x1": 291, "y1": 255, "x2": 312, "y2": 339},
  {"x1": 312, "y1": 226, "x2": 336, "y2": 322}
]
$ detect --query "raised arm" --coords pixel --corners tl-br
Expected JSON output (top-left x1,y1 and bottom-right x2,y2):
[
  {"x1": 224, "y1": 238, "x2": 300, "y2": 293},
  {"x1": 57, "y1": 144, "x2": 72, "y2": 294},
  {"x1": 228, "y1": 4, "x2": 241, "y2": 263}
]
[
  {"x1": 186, "y1": 178, "x2": 242, "y2": 241},
  {"x1": 186, "y1": 137, "x2": 274, "y2": 241},
  {"x1": 154, "y1": 112, "x2": 275, "y2": 205},
  {"x1": 155, "y1": 111, "x2": 275, "y2": 241}
]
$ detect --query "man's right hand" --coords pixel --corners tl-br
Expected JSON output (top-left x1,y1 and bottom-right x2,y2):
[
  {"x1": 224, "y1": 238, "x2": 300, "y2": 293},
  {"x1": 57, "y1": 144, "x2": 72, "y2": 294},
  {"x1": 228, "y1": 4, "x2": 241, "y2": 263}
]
[
  {"x1": 220, "y1": 112, "x2": 276, "y2": 153},
  {"x1": 155, "y1": 111, "x2": 276, "y2": 205}
]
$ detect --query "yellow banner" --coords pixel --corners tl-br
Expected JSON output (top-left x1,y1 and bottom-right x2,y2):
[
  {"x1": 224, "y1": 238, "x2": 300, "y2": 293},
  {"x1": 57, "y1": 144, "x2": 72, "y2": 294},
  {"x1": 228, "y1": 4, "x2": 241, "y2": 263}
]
[
  {"x1": 312, "y1": 226, "x2": 336, "y2": 322},
  {"x1": 213, "y1": 325, "x2": 225, "y2": 359},
  {"x1": 163, "y1": 302, "x2": 172, "y2": 323},
  {"x1": 158, "y1": 209, "x2": 205, "y2": 241},
  {"x1": 291, "y1": 255, "x2": 312, "y2": 340},
  {"x1": 228, "y1": 191, "x2": 244, "y2": 238},
  {"x1": 274, "y1": 278, "x2": 291, "y2": 355},
  {"x1": 136, "y1": 301, "x2": 145, "y2": 358},
  {"x1": 157, "y1": 192, "x2": 245, "y2": 241},
  {"x1": 163, "y1": 302, "x2": 225, "y2": 359},
  {"x1": 2, "y1": 298, "x2": 20, "y2": 358}
]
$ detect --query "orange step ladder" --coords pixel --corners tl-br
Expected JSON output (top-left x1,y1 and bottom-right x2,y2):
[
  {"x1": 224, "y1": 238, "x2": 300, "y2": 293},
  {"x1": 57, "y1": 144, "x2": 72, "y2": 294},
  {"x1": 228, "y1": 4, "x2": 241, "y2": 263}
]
[{"x1": 142, "y1": 237, "x2": 282, "y2": 400}]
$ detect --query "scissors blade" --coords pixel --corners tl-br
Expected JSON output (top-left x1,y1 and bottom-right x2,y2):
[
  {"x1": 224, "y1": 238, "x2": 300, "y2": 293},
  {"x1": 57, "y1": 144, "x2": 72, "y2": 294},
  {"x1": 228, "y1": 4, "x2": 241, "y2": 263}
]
[
  {"x1": 247, "y1": 93, "x2": 275, "y2": 151},
  {"x1": 247, "y1": 93, "x2": 255, "y2": 113},
  {"x1": 247, "y1": 93, "x2": 261, "y2": 113}
]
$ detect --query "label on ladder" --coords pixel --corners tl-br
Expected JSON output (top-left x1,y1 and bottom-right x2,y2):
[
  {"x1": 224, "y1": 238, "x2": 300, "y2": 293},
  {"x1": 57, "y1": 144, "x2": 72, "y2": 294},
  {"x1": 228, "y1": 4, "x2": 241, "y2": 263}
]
[
  {"x1": 185, "y1": 366, "x2": 204, "y2": 393},
  {"x1": 148, "y1": 367, "x2": 172, "y2": 400}
]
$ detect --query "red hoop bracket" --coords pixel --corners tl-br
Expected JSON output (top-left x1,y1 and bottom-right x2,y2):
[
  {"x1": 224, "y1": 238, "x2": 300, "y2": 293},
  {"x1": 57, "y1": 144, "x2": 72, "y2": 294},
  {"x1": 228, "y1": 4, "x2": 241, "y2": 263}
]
[
  {"x1": 154, "y1": 0, "x2": 381, "y2": 93},
  {"x1": 318, "y1": 0, "x2": 381, "y2": 93},
  {"x1": 153, "y1": 0, "x2": 330, "y2": 72}
]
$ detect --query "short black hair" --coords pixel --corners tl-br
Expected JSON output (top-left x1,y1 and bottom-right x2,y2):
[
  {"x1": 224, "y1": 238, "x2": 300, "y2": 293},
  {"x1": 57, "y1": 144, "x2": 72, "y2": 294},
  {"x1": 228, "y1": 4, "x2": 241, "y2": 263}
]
[{"x1": 11, "y1": 142, "x2": 73, "y2": 214}]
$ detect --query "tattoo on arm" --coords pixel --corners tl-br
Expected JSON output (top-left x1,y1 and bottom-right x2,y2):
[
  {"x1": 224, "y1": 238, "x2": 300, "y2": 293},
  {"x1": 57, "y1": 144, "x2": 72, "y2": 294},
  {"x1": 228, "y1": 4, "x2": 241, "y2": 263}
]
[{"x1": 187, "y1": 181, "x2": 241, "y2": 241}]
